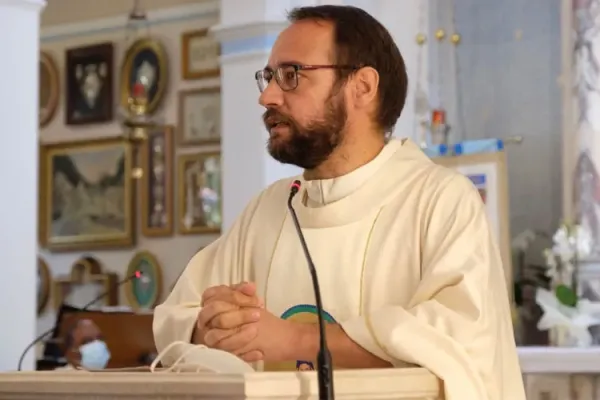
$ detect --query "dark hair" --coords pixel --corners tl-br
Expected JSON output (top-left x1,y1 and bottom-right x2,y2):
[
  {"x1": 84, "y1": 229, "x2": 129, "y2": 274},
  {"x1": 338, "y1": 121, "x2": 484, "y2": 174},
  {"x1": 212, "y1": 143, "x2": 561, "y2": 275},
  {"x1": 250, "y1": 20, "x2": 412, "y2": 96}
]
[{"x1": 288, "y1": 5, "x2": 408, "y2": 133}]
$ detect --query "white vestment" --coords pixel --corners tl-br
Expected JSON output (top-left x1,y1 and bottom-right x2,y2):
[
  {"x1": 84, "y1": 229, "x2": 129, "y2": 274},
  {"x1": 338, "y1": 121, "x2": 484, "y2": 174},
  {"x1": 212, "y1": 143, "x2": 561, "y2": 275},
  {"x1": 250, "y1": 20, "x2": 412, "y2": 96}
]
[{"x1": 154, "y1": 139, "x2": 526, "y2": 400}]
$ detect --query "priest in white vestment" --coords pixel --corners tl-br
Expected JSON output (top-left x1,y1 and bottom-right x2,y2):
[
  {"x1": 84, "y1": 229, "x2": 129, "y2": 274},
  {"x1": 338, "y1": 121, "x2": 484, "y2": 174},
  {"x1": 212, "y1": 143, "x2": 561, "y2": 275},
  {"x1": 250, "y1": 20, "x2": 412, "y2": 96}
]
[{"x1": 153, "y1": 5, "x2": 525, "y2": 400}]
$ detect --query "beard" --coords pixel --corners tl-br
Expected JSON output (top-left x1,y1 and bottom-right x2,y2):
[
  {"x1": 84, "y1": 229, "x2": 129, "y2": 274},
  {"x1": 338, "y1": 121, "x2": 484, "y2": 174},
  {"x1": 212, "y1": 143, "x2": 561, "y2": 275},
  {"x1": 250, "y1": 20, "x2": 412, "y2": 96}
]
[{"x1": 263, "y1": 93, "x2": 347, "y2": 170}]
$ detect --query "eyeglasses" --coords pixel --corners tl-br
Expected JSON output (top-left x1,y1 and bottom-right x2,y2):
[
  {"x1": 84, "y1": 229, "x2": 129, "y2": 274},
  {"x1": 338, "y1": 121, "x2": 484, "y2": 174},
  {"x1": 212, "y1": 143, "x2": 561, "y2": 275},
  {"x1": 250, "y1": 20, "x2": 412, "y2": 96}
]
[{"x1": 254, "y1": 64, "x2": 360, "y2": 93}]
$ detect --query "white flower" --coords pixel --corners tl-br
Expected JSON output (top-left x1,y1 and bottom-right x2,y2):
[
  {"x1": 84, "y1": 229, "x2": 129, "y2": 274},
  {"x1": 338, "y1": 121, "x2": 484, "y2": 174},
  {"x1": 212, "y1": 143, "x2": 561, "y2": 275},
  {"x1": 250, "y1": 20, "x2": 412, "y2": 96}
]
[
  {"x1": 574, "y1": 225, "x2": 593, "y2": 258},
  {"x1": 543, "y1": 248, "x2": 559, "y2": 279}
]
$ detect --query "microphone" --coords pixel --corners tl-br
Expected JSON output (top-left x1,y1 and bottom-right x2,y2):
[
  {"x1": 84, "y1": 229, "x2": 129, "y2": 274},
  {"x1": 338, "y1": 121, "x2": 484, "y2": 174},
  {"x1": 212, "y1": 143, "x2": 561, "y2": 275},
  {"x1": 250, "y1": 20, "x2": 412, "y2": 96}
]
[
  {"x1": 287, "y1": 180, "x2": 334, "y2": 400},
  {"x1": 16, "y1": 271, "x2": 143, "y2": 371}
]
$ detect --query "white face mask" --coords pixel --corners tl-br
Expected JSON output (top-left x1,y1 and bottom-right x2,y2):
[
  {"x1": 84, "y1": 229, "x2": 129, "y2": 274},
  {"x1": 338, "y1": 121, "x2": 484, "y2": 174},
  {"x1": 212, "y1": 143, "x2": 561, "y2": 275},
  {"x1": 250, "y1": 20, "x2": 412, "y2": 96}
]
[{"x1": 79, "y1": 340, "x2": 111, "y2": 370}]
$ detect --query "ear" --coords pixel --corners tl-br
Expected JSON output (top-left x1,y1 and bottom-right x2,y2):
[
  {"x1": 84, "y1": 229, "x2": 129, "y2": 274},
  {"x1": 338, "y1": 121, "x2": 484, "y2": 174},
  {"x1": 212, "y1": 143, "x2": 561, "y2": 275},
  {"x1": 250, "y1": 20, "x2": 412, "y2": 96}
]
[{"x1": 350, "y1": 66, "x2": 379, "y2": 109}]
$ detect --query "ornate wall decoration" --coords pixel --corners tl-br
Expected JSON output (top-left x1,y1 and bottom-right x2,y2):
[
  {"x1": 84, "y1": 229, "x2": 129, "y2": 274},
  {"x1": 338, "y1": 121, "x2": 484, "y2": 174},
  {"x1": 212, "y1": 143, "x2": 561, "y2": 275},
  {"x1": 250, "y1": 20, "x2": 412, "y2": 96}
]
[
  {"x1": 37, "y1": 256, "x2": 51, "y2": 315},
  {"x1": 65, "y1": 42, "x2": 114, "y2": 125},
  {"x1": 124, "y1": 251, "x2": 163, "y2": 310},
  {"x1": 140, "y1": 125, "x2": 173, "y2": 237},
  {"x1": 39, "y1": 51, "x2": 60, "y2": 128},
  {"x1": 177, "y1": 152, "x2": 222, "y2": 234},
  {"x1": 53, "y1": 256, "x2": 118, "y2": 309},
  {"x1": 120, "y1": 38, "x2": 168, "y2": 116}
]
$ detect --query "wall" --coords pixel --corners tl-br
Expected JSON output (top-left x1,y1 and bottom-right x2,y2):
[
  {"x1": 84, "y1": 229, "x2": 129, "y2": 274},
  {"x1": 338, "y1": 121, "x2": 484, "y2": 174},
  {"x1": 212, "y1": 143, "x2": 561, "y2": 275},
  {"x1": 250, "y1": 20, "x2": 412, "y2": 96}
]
[
  {"x1": 37, "y1": 1, "x2": 220, "y2": 335},
  {"x1": 430, "y1": 0, "x2": 563, "y2": 238}
]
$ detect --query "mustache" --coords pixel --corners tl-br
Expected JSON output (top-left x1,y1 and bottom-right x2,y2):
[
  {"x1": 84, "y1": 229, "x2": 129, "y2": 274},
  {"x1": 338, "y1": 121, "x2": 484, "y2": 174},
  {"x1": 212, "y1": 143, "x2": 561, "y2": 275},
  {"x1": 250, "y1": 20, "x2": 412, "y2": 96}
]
[{"x1": 263, "y1": 109, "x2": 293, "y2": 127}]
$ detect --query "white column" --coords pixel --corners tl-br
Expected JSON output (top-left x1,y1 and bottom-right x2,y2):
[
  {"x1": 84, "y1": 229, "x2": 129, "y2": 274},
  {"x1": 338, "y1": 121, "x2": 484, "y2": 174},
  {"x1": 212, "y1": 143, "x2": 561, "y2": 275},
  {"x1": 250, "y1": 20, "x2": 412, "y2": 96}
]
[
  {"x1": 213, "y1": 0, "x2": 427, "y2": 229},
  {"x1": 0, "y1": 0, "x2": 46, "y2": 371},
  {"x1": 212, "y1": 1, "x2": 299, "y2": 230}
]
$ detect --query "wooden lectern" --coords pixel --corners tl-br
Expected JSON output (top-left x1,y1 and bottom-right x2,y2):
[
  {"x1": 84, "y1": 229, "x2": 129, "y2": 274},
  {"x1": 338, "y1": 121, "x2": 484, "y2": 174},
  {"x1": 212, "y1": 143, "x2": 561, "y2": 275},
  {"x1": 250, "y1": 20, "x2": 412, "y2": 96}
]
[{"x1": 0, "y1": 368, "x2": 441, "y2": 399}]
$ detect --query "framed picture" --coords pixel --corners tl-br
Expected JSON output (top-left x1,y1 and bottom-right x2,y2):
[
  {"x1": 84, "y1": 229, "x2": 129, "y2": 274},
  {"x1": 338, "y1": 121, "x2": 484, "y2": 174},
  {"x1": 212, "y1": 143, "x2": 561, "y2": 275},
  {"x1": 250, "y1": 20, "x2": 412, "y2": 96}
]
[
  {"x1": 181, "y1": 29, "x2": 220, "y2": 80},
  {"x1": 140, "y1": 125, "x2": 174, "y2": 237},
  {"x1": 124, "y1": 251, "x2": 163, "y2": 310},
  {"x1": 177, "y1": 87, "x2": 221, "y2": 146},
  {"x1": 177, "y1": 152, "x2": 222, "y2": 234},
  {"x1": 39, "y1": 138, "x2": 135, "y2": 251},
  {"x1": 65, "y1": 42, "x2": 114, "y2": 125},
  {"x1": 38, "y1": 256, "x2": 51, "y2": 315},
  {"x1": 120, "y1": 38, "x2": 168, "y2": 116},
  {"x1": 39, "y1": 51, "x2": 60, "y2": 128},
  {"x1": 433, "y1": 151, "x2": 512, "y2": 298}
]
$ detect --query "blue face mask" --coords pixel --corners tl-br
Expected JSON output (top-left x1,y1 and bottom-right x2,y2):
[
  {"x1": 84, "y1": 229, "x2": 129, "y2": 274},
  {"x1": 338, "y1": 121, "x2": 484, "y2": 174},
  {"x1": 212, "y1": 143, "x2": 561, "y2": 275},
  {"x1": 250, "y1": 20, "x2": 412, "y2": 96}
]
[{"x1": 79, "y1": 340, "x2": 111, "y2": 370}]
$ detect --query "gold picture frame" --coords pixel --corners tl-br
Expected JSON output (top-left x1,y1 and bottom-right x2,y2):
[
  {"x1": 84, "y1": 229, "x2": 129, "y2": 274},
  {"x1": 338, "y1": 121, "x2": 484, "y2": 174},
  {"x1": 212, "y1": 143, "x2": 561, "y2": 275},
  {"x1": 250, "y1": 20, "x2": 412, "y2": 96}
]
[
  {"x1": 181, "y1": 29, "x2": 220, "y2": 80},
  {"x1": 39, "y1": 51, "x2": 59, "y2": 128},
  {"x1": 177, "y1": 87, "x2": 221, "y2": 146},
  {"x1": 39, "y1": 138, "x2": 135, "y2": 252},
  {"x1": 177, "y1": 152, "x2": 222, "y2": 234},
  {"x1": 119, "y1": 38, "x2": 168, "y2": 115},
  {"x1": 38, "y1": 256, "x2": 51, "y2": 315},
  {"x1": 53, "y1": 256, "x2": 118, "y2": 309},
  {"x1": 433, "y1": 151, "x2": 512, "y2": 301},
  {"x1": 140, "y1": 125, "x2": 174, "y2": 237},
  {"x1": 124, "y1": 251, "x2": 163, "y2": 310}
]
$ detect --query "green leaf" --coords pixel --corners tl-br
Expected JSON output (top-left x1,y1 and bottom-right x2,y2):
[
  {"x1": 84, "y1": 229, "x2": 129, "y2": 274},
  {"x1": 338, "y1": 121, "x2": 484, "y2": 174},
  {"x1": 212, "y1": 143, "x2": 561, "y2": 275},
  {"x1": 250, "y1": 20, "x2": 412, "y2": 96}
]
[{"x1": 555, "y1": 284, "x2": 578, "y2": 307}]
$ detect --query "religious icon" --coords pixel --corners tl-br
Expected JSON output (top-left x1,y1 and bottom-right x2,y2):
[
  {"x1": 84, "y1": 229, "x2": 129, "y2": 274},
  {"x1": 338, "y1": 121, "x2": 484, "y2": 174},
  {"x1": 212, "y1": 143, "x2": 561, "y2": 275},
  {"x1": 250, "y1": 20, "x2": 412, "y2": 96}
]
[
  {"x1": 65, "y1": 42, "x2": 114, "y2": 125},
  {"x1": 120, "y1": 38, "x2": 168, "y2": 116},
  {"x1": 177, "y1": 152, "x2": 222, "y2": 234}
]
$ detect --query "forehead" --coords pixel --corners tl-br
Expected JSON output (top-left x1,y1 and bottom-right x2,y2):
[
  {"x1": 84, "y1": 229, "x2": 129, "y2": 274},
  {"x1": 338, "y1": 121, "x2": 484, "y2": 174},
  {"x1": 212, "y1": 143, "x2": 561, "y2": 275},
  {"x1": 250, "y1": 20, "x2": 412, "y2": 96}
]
[{"x1": 268, "y1": 20, "x2": 334, "y2": 67}]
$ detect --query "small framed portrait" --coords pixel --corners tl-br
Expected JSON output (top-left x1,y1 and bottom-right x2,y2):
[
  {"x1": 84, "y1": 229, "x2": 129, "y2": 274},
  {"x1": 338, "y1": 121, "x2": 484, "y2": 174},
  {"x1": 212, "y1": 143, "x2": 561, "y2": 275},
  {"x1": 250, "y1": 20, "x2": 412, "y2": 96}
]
[
  {"x1": 120, "y1": 38, "x2": 168, "y2": 115},
  {"x1": 38, "y1": 256, "x2": 51, "y2": 315},
  {"x1": 181, "y1": 29, "x2": 220, "y2": 80},
  {"x1": 140, "y1": 125, "x2": 174, "y2": 237},
  {"x1": 39, "y1": 51, "x2": 59, "y2": 128},
  {"x1": 177, "y1": 87, "x2": 221, "y2": 146},
  {"x1": 177, "y1": 152, "x2": 222, "y2": 234},
  {"x1": 124, "y1": 251, "x2": 163, "y2": 310},
  {"x1": 39, "y1": 138, "x2": 135, "y2": 251},
  {"x1": 65, "y1": 42, "x2": 114, "y2": 125}
]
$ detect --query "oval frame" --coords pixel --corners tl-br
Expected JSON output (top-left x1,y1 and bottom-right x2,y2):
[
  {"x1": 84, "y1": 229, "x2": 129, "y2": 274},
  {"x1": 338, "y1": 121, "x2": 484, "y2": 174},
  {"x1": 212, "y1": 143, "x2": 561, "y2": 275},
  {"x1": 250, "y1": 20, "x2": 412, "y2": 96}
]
[
  {"x1": 119, "y1": 38, "x2": 168, "y2": 115},
  {"x1": 125, "y1": 251, "x2": 163, "y2": 310},
  {"x1": 38, "y1": 256, "x2": 51, "y2": 315},
  {"x1": 39, "y1": 51, "x2": 60, "y2": 128}
]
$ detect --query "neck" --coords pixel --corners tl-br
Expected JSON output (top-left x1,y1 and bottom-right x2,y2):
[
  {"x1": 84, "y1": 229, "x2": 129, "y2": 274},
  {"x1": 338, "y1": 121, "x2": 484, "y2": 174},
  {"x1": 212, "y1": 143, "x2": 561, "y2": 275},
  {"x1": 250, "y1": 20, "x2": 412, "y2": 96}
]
[{"x1": 304, "y1": 134, "x2": 386, "y2": 181}]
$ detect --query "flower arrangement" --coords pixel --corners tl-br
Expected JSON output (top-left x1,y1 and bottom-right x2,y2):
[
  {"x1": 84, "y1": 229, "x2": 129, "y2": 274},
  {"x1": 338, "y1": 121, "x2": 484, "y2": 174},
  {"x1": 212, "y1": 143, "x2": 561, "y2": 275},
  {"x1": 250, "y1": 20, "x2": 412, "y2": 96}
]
[{"x1": 536, "y1": 222, "x2": 600, "y2": 347}]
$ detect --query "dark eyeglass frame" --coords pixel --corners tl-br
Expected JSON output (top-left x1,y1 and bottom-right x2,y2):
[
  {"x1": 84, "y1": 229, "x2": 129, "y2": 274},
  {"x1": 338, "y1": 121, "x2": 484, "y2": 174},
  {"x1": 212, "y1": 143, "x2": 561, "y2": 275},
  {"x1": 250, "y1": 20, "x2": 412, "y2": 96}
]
[{"x1": 254, "y1": 64, "x2": 361, "y2": 93}]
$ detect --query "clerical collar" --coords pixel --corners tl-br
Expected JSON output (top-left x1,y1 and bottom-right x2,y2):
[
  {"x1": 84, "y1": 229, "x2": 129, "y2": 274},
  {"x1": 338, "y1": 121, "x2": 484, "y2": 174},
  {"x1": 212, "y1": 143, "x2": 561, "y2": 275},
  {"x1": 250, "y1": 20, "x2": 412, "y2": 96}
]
[{"x1": 303, "y1": 139, "x2": 404, "y2": 207}]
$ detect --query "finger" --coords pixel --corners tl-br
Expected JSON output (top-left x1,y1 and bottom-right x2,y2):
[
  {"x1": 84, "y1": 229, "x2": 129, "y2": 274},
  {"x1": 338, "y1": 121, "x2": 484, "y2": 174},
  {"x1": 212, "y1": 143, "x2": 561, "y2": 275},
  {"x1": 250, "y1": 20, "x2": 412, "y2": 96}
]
[
  {"x1": 210, "y1": 308, "x2": 260, "y2": 330},
  {"x1": 209, "y1": 324, "x2": 259, "y2": 354},
  {"x1": 197, "y1": 300, "x2": 238, "y2": 329},
  {"x1": 201, "y1": 285, "x2": 230, "y2": 306},
  {"x1": 203, "y1": 327, "x2": 239, "y2": 348},
  {"x1": 239, "y1": 350, "x2": 263, "y2": 363},
  {"x1": 231, "y1": 290, "x2": 262, "y2": 307}
]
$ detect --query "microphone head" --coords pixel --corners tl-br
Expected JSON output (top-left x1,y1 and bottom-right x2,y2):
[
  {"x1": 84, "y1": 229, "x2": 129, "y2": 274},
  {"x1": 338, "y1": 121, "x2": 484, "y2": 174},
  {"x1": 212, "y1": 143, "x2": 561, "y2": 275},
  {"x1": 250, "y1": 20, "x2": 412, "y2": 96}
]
[{"x1": 290, "y1": 180, "x2": 302, "y2": 196}]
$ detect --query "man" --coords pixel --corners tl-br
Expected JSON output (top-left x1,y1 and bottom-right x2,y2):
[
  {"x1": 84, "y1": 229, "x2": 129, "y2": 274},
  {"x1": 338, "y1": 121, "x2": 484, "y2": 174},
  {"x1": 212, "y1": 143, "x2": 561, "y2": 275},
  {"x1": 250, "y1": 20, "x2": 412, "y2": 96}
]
[
  {"x1": 153, "y1": 5, "x2": 525, "y2": 399},
  {"x1": 59, "y1": 319, "x2": 111, "y2": 370}
]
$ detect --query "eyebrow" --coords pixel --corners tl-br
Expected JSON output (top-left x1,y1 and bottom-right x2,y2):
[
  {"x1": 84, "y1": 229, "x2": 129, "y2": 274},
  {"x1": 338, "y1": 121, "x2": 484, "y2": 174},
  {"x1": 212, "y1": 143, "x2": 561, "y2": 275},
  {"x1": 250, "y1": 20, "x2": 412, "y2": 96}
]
[{"x1": 264, "y1": 60, "x2": 305, "y2": 70}]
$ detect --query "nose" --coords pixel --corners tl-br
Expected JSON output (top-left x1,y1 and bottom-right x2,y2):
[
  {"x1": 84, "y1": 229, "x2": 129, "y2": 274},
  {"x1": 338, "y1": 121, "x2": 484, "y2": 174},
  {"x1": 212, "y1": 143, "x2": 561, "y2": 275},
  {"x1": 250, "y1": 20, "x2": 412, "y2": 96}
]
[{"x1": 258, "y1": 79, "x2": 284, "y2": 108}]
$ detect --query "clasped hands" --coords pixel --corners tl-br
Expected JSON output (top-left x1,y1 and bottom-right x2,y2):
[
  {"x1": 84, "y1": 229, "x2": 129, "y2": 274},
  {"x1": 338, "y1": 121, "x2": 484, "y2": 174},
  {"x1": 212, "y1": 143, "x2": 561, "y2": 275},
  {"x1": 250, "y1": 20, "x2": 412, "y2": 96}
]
[{"x1": 194, "y1": 282, "x2": 300, "y2": 363}]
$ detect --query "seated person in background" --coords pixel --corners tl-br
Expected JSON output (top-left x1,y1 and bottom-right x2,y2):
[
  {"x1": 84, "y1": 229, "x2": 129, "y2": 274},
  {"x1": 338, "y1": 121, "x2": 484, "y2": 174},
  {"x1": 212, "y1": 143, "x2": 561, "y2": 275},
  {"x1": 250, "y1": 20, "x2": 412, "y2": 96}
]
[{"x1": 57, "y1": 319, "x2": 111, "y2": 370}]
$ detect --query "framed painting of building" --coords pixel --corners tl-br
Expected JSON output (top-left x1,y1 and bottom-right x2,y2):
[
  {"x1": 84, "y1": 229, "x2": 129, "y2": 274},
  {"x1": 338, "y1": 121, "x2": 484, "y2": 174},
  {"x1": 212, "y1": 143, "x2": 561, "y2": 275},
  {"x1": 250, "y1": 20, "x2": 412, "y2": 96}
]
[{"x1": 39, "y1": 138, "x2": 135, "y2": 251}]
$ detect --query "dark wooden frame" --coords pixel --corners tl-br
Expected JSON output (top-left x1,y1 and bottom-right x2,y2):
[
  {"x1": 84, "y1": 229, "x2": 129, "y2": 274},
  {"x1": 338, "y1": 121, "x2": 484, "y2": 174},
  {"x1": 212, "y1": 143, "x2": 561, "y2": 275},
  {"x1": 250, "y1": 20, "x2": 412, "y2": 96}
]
[{"x1": 65, "y1": 42, "x2": 114, "y2": 125}]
